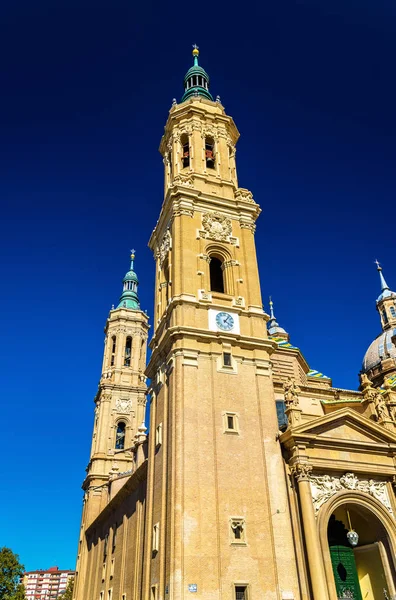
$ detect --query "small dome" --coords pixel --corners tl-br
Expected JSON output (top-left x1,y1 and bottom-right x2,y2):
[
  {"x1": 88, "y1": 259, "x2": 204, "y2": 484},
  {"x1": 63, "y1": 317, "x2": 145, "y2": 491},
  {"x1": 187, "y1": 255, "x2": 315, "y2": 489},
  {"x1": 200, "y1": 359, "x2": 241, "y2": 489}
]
[
  {"x1": 377, "y1": 288, "x2": 396, "y2": 303},
  {"x1": 123, "y1": 269, "x2": 138, "y2": 283},
  {"x1": 184, "y1": 64, "x2": 210, "y2": 83},
  {"x1": 362, "y1": 329, "x2": 396, "y2": 372}
]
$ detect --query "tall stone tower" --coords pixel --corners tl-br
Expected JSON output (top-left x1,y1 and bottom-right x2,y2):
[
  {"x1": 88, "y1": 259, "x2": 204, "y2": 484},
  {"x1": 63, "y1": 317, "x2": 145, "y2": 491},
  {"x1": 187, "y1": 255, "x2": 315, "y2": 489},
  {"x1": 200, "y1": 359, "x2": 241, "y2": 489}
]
[
  {"x1": 74, "y1": 252, "x2": 149, "y2": 599},
  {"x1": 145, "y1": 47, "x2": 300, "y2": 600}
]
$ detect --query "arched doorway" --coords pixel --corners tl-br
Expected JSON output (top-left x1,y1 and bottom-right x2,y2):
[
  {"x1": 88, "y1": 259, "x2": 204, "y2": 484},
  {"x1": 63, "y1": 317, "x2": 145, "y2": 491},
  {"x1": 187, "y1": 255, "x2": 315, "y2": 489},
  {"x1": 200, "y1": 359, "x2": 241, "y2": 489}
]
[{"x1": 327, "y1": 503, "x2": 396, "y2": 599}]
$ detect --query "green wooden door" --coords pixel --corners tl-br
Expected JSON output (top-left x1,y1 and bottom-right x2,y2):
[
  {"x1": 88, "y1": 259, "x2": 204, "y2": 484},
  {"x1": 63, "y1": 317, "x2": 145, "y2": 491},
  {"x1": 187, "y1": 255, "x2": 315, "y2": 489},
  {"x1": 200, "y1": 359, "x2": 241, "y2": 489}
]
[{"x1": 330, "y1": 546, "x2": 363, "y2": 600}]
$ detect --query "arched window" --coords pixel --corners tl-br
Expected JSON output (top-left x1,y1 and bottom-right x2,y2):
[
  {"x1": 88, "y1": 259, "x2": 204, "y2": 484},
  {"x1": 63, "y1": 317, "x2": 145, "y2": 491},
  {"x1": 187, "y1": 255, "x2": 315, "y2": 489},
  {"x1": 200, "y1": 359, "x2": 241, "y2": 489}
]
[
  {"x1": 205, "y1": 137, "x2": 215, "y2": 169},
  {"x1": 110, "y1": 336, "x2": 116, "y2": 366},
  {"x1": 124, "y1": 337, "x2": 132, "y2": 367},
  {"x1": 390, "y1": 306, "x2": 396, "y2": 318},
  {"x1": 115, "y1": 422, "x2": 126, "y2": 450},
  {"x1": 210, "y1": 257, "x2": 224, "y2": 293},
  {"x1": 181, "y1": 134, "x2": 189, "y2": 169}
]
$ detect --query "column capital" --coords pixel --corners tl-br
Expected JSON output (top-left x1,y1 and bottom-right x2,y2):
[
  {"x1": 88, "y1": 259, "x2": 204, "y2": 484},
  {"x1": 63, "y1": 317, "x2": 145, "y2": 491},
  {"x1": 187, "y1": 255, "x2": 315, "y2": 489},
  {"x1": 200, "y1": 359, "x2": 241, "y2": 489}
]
[{"x1": 291, "y1": 462, "x2": 313, "y2": 482}]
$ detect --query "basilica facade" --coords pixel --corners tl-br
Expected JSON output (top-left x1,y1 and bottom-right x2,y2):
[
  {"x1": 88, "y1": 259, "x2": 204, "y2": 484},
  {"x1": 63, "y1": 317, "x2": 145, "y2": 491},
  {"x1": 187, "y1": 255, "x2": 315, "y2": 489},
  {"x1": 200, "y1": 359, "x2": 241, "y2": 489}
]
[{"x1": 72, "y1": 48, "x2": 396, "y2": 600}]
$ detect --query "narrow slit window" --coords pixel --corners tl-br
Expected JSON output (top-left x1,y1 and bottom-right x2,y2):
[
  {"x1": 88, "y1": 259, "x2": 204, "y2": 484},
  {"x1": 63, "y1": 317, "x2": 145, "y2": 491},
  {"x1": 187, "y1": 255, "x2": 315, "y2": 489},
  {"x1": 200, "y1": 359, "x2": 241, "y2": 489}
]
[
  {"x1": 209, "y1": 257, "x2": 224, "y2": 293},
  {"x1": 181, "y1": 135, "x2": 190, "y2": 168},
  {"x1": 124, "y1": 337, "x2": 132, "y2": 367},
  {"x1": 103, "y1": 533, "x2": 109, "y2": 559},
  {"x1": 227, "y1": 415, "x2": 234, "y2": 430},
  {"x1": 110, "y1": 336, "x2": 116, "y2": 366},
  {"x1": 382, "y1": 309, "x2": 388, "y2": 324},
  {"x1": 205, "y1": 137, "x2": 215, "y2": 169},
  {"x1": 115, "y1": 422, "x2": 126, "y2": 450}
]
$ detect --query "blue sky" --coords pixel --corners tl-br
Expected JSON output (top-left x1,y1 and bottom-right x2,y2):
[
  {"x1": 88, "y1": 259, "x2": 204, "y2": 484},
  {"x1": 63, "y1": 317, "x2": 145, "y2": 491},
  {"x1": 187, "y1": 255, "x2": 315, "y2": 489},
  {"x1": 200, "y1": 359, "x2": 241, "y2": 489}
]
[{"x1": 1, "y1": 0, "x2": 396, "y2": 572}]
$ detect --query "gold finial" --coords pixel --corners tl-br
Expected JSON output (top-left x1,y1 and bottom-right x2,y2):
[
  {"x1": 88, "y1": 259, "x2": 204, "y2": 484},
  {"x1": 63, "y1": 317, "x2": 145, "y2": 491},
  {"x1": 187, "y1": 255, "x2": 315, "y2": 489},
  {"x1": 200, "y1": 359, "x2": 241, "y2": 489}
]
[
  {"x1": 192, "y1": 43, "x2": 199, "y2": 57},
  {"x1": 375, "y1": 259, "x2": 381, "y2": 271}
]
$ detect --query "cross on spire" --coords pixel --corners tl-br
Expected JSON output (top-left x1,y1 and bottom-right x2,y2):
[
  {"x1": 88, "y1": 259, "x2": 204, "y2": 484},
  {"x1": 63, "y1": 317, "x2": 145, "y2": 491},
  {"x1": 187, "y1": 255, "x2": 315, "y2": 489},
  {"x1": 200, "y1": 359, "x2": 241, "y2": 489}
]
[{"x1": 375, "y1": 259, "x2": 381, "y2": 270}]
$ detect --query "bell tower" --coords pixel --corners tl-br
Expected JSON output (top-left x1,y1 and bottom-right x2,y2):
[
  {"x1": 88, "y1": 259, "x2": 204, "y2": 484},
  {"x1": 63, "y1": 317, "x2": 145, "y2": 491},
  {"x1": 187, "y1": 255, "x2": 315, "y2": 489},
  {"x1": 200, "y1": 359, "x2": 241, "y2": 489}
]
[
  {"x1": 145, "y1": 48, "x2": 300, "y2": 600},
  {"x1": 74, "y1": 251, "x2": 149, "y2": 600}
]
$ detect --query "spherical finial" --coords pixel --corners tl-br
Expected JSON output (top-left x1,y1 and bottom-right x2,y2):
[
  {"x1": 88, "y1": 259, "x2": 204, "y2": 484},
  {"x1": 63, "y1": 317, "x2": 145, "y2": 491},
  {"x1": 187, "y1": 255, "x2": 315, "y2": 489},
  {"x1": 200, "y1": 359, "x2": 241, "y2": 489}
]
[
  {"x1": 192, "y1": 43, "x2": 199, "y2": 57},
  {"x1": 130, "y1": 248, "x2": 135, "y2": 260}
]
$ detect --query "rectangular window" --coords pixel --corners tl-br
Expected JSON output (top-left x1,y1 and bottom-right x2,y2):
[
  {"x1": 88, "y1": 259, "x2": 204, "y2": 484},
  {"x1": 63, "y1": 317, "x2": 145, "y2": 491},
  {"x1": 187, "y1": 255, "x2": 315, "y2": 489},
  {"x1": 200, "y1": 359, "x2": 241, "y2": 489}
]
[
  {"x1": 155, "y1": 423, "x2": 163, "y2": 447},
  {"x1": 223, "y1": 412, "x2": 239, "y2": 434},
  {"x1": 223, "y1": 352, "x2": 232, "y2": 367},
  {"x1": 235, "y1": 585, "x2": 248, "y2": 600},
  {"x1": 103, "y1": 533, "x2": 109, "y2": 559},
  {"x1": 152, "y1": 523, "x2": 160, "y2": 553}
]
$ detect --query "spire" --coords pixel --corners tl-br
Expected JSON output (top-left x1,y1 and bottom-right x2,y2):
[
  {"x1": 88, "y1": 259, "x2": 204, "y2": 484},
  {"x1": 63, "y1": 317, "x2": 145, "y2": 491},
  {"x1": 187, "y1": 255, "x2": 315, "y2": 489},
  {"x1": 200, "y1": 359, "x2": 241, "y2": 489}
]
[
  {"x1": 267, "y1": 297, "x2": 288, "y2": 338},
  {"x1": 375, "y1": 260, "x2": 396, "y2": 304},
  {"x1": 181, "y1": 45, "x2": 213, "y2": 103},
  {"x1": 376, "y1": 260, "x2": 390, "y2": 293},
  {"x1": 117, "y1": 249, "x2": 140, "y2": 310}
]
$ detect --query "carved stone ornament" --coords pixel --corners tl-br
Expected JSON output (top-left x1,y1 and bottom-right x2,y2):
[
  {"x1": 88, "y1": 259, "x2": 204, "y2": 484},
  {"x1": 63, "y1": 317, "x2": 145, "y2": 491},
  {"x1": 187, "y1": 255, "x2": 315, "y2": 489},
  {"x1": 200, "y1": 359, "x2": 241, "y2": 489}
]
[
  {"x1": 310, "y1": 472, "x2": 393, "y2": 515},
  {"x1": 291, "y1": 463, "x2": 312, "y2": 481},
  {"x1": 157, "y1": 229, "x2": 171, "y2": 268},
  {"x1": 283, "y1": 377, "x2": 300, "y2": 407},
  {"x1": 201, "y1": 211, "x2": 232, "y2": 242},
  {"x1": 172, "y1": 173, "x2": 194, "y2": 188},
  {"x1": 235, "y1": 188, "x2": 255, "y2": 204},
  {"x1": 115, "y1": 398, "x2": 132, "y2": 413}
]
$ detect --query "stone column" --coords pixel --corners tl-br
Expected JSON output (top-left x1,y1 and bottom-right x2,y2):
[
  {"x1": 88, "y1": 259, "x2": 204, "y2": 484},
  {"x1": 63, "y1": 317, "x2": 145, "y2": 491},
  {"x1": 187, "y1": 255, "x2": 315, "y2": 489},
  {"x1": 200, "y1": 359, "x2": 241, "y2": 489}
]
[{"x1": 292, "y1": 463, "x2": 330, "y2": 600}]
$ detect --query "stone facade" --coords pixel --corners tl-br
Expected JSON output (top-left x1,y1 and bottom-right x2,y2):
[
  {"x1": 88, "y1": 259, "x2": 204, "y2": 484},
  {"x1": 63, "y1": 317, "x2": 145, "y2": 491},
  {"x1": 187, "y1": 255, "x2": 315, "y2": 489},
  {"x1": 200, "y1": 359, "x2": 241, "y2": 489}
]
[{"x1": 73, "y1": 52, "x2": 396, "y2": 600}]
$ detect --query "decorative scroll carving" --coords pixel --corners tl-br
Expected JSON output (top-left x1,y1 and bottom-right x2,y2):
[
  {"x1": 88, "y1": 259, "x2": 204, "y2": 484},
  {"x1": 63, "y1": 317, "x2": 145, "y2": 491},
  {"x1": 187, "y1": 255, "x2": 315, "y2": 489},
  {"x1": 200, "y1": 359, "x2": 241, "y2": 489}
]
[
  {"x1": 115, "y1": 398, "x2": 132, "y2": 413},
  {"x1": 172, "y1": 173, "x2": 194, "y2": 188},
  {"x1": 235, "y1": 188, "x2": 255, "y2": 204},
  {"x1": 291, "y1": 463, "x2": 312, "y2": 481},
  {"x1": 239, "y1": 222, "x2": 256, "y2": 233},
  {"x1": 310, "y1": 472, "x2": 393, "y2": 515},
  {"x1": 201, "y1": 211, "x2": 232, "y2": 242}
]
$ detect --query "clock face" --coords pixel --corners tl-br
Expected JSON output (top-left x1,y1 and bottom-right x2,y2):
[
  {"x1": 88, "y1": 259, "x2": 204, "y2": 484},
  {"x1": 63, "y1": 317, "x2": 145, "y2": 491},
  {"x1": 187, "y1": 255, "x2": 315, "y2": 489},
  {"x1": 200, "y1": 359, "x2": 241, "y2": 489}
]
[{"x1": 215, "y1": 312, "x2": 235, "y2": 331}]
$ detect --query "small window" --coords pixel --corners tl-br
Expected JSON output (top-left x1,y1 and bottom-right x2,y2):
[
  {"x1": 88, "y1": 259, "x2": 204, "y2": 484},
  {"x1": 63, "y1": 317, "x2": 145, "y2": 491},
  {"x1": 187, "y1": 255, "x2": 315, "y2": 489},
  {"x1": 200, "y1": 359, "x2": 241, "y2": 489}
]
[
  {"x1": 122, "y1": 595, "x2": 126, "y2": 600},
  {"x1": 205, "y1": 137, "x2": 215, "y2": 169},
  {"x1": 152, "y1": 523, "x2": 160, "y2": 553},
  {"x1": 124, "y1": 337, "x2": 132, "y2": 367},
  {"x1": 110, "y1": 336, "x2": 116, "y2": 366},
  {"x1": 110, "y1": 559, "x2": 114, "y2": 579},
  {"x1": 235, "y1": 585, "x2": 248, "y2": 600},
  {"x1": 223, "y1": 412, "x2": 239, "y2": 434},
  {"x1": 390, "y1": 306, "x2": 396, "y2": 318},
  {"x1": 155, "y1": 423, "x2": 163, "y2": 447},
  {"x1": 102, "y1": 562, "x2": 106, "y2": 582},
  {"x1": 115, "y1": 422, "x2": 126, "y2": 450},
  {"x1": 223, "y1": 352, "x2": 232, "y2": 367},
  {"x1": 100, "y1": 593, "x2": 104, "y2": 600},
  {"x1": 108, "y1": 590, "x2": 112, "y2": 600},
  {"x1": 151, "y1": 586, "x2": 157, "y2": 600},
  {"x1": 382, "y1": 309, "x2": 388, "y2": 324},
  {"x1": 210, "y1": 257, "x2": 224, "y2": 293}
]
